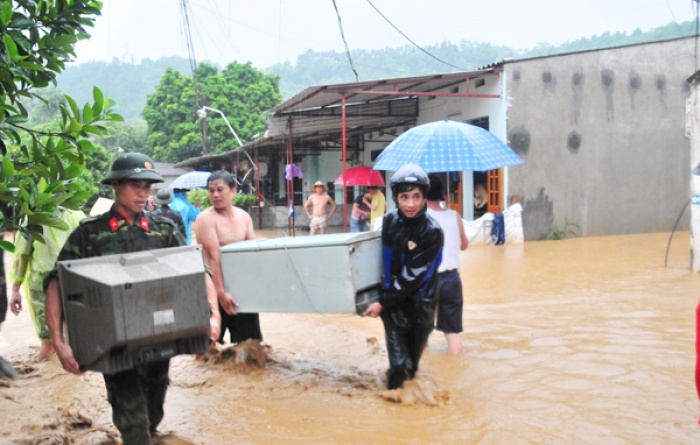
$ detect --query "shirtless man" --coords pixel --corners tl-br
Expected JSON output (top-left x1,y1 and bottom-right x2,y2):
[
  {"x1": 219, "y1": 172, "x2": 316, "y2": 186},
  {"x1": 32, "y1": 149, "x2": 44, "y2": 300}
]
[
  {"x1": 194, "y1": 170, "x2": 263, "y2": 344},
  {"x1": 304, "y1": 180, "x2": 337, "y2": 235}
]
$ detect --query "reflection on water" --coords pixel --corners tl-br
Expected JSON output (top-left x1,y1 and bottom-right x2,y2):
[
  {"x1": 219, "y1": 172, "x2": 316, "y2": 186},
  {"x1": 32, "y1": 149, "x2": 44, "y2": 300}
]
[{"x1": 2, "y1": 232, "x2": 700, "y2": 443}]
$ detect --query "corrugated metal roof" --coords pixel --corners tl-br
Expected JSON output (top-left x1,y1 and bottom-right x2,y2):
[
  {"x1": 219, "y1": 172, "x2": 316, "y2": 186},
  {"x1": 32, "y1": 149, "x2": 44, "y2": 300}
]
[
  {"x1": 270, "y1": 69, "x2": 498, "y2": 114},
  {"x1": 176, "y1": 68, "x2": 501, "y2": 168}
]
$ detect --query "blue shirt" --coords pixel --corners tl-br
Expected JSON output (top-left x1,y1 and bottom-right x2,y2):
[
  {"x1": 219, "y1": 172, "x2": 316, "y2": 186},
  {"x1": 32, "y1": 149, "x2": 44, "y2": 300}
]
[{"x1": 169, "y1": 192, "x2": 200, "y2": 244}]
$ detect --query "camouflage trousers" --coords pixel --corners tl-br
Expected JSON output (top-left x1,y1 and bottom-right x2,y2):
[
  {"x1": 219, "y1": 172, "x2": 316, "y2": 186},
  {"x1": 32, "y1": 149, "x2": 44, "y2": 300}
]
[{"x1": 103, "y1": 360, "x2": 170, "y2": 445}]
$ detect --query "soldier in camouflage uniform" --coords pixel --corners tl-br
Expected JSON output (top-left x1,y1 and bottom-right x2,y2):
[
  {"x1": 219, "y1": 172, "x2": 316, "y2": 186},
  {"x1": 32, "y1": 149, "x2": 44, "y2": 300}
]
[
  {"x1": 44, "y1": 153, "x2": 221, "y2": 444},
  {"x1": 152, "y1": 189, "x2": 186, "y2": 238}
]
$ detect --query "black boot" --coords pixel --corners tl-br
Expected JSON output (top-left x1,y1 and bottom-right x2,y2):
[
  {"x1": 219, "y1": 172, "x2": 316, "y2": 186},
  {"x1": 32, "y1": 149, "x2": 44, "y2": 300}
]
[{"x1": 0, "y1": 356, "x2": 18, "y2": 380}]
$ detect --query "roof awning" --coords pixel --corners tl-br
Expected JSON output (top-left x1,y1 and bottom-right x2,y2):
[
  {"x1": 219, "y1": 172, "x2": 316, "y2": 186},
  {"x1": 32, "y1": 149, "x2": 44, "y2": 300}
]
[{"x1": 175, "y1": 68, "x2": 502, "y2": 169}]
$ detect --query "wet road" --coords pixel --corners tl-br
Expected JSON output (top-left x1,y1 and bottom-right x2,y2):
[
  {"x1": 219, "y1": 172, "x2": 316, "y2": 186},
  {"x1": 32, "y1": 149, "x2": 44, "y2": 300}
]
[
  {"x1": 2, "y1": 232, "x2": 700, "y2": 444},
  {"x1": 163, "y1": 232, "x2": 700, "y2": 444}
]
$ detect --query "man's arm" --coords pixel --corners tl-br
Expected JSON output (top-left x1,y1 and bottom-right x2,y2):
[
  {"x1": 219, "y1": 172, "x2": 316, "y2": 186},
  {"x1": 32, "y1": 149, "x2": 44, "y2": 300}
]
[
  {"x1": 194, "y1": 212, "x2": 237, "y2": 315},
  {"x1": 8, "y1": 236, "x2": 31, "y2": 315},
  {"x1": 10, "y1": 284, "x2": 22, "y2": 315},
  {"x1": 457, "y1": 212, "x2": 468, "y2": 251},
  {"x1": 46, "y1": 277, "x2": 82, "y2": 374},
  {"x1": 355, "y1": 203, "x2": 370, "y2": 219},
  {"x1": 366, "y1": 197, "x2": 378, "y2": 211},
  {"x1": 304, "y1": 196, "x2": 313, "y2": 218},
  {"x1": 205, "y1": 274, "x2": 221, "y2": 347}
]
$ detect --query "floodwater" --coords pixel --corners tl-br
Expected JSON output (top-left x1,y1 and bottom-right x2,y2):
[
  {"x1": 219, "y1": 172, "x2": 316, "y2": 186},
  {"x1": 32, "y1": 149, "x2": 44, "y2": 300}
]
[{"x1": 1, "y1": 231, "x2": 700, "y2": 444}]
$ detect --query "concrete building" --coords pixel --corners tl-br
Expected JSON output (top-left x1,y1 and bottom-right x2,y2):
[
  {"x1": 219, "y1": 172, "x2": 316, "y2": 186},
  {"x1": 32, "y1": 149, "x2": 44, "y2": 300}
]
[
  {"x1": 505, "y1": 37, "x2": 693, "y2": 240},
  {"x1": 178, "y1": 36, "x2": 695, "y2": 240}
]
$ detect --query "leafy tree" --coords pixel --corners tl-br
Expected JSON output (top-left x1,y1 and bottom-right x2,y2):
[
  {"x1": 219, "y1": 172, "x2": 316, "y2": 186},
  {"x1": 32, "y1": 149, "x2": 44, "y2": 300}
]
[
  {"x1": 142, "y1": 61, "x2": 282, "y2": 163},
  {"x1": 0, "y1": 0, "x2": 122, "y2": 251},
  {"x1": 95, "y1": 119, "x2": 150, "y2": 156},
  {"x1": 23, "y1": 87, "x2": 67, "y2": 127}
]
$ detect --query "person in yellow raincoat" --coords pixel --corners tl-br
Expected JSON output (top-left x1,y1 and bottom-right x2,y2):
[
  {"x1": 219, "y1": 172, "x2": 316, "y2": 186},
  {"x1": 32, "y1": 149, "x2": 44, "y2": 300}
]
[{"x1": 9, "y1": 208, "x2": 85, "y2": 361}]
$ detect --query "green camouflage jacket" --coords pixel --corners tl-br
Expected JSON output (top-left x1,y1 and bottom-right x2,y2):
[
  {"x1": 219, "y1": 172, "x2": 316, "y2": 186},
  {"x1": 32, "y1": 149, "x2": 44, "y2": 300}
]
[
  {"x1": 151, "y1": 205, "x2": 186, "y2": 241},
  {"x1": 46, "y1": 205, "x2": 185, "y2": 286}
]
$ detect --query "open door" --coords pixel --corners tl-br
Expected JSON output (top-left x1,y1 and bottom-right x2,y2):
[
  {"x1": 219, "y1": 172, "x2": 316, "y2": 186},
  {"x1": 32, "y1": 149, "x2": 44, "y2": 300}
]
[
  {"x1": 448, "y1": 172, "x2": 462, "y2": 216},
  {"x1": 487, "y1": 168, "x2": 503, "y2": 213}
]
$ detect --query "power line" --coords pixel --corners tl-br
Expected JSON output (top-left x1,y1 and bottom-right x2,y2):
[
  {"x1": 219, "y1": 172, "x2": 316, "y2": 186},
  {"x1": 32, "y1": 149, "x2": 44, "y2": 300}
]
[
  {"x1": 365, "y1": 0, "x2": 466, "y2": 71},
  {"x1": 331, "y1": 0, "x2": 359, "y2": 81},
  {"x1": 179, "y1": 0, "x2": 198, "y2": 76},
  {"x1": 694, "y1": 0, "x2": 700, "y2": 71}
]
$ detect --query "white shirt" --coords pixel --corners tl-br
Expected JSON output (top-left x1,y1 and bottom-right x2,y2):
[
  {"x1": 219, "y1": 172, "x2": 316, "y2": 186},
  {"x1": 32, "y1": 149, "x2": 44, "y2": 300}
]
[{"x1": 427, "y1": 208, "x2": 462, "y2": 273}]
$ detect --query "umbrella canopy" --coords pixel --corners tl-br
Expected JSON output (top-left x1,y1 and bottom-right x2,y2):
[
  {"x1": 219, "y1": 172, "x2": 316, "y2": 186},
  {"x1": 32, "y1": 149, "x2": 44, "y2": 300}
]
[
  {"x1": 374, "y1": 120, "x2": 525, "y2": 172},
  {"x1": 334, "y1": 166, "x2": 385, "y2": 187},
  {"x1": 168, "y1": 171, "x2": 211, "y2": 190}
]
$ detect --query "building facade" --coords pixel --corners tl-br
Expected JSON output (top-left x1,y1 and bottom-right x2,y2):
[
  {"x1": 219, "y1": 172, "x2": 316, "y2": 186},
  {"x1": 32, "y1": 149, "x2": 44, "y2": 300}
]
[{"x1": 179, "y1": 37, "x2": 696, "y2": 240}]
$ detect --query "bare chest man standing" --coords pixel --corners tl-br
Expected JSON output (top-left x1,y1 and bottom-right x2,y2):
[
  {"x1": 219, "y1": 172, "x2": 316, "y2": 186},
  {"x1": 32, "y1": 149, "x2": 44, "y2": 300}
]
[
  {"x1": 194, "y1": 171, "x2": 262, "y2": 344},
  {"x1": 304, "y1": 181, "x2": 337, "y2": 235}
]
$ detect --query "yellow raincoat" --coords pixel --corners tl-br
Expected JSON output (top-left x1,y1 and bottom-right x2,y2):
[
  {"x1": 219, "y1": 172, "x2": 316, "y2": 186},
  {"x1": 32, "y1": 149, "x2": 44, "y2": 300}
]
[{"x1": 9, "y1": 209, "x2": 85, "y2": 340}]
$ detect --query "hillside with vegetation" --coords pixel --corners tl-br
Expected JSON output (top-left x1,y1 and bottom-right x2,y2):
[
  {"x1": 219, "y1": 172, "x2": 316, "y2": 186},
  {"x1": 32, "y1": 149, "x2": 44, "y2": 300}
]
[{"x1": 52, "y1": 20, "x2": 697, "y2": 121}]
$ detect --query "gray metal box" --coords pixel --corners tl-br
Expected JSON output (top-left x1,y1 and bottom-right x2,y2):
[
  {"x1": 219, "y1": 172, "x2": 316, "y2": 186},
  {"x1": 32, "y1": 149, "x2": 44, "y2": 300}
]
[
  {"x1": 220, "y1": 231, "x2": 382, "y2": 315},
  {"x1": 57, "y1": 245, "x2": 210, "y2": 374}
]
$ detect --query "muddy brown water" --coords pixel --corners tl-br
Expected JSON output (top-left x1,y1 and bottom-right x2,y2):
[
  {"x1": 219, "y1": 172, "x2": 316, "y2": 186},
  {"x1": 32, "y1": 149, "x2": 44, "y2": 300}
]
[{"x1": 1, "y1": 231, "x2": 700, "y2": 444}]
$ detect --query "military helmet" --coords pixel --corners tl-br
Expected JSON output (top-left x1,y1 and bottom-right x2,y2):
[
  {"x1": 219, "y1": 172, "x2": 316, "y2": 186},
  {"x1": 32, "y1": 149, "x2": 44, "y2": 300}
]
[
  {"x1": 101, "y1": 152, "x2": 163, "y2": 185},
  {"x1": 389, "y1": 164, "x2": 430, "y2": 195}
]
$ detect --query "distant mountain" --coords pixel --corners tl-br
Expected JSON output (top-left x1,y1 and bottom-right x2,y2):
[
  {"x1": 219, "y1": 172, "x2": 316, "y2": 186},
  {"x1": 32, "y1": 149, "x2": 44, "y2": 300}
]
[
  {"x1": 54, "y1": 21, "x2": 697, "y2": 120},
  {"x1": 56, "y1": 56, "x2": 192, "y2": 120}
]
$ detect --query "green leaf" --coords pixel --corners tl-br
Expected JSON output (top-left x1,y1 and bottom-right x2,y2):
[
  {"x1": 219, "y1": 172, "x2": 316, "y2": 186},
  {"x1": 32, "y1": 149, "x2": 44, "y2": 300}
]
[
  {"x1": 17, "y1": 61, "x2": 44, "y2": 70},
  {"x1": 65, "y1": 95, "x2": 80, "y2": 119},
  {"x1": 63, "y1": 163, "x2": 84, "y2": 179},
  {"x1": 81, "y1": 124, "x2": 104, "y2": 136},
  {"x1": 27, "y1": 213, "x2": 68, "y2": 230},
  {"x1": 0, "y1": 2, "x2": 12, "y2": 27},
  {"x1": 82, "y1": 101, "x2": 93, "y2": 122},
  {"x1": 36, "y1": 176, "x2": 48, "y2": 194},
  {"x1": 92, "y1": 86, "x2": 104, "y2": 114},
  {"x1": 33, "y1": 192, "x2": 53, "y2": 207},
  {"x1": 24, "y1": 227, "x2": 46, "y2": 244},
  {"x1": 0, "y1": 240, "x2": 15, "y2": 254},
  {"x1": 2, "y1": 156, "x2": 15, "y2": 178},
  {"x1": 77, "y1": 140, "x2": 92, "y2": 151},
  {"x1": 3, "y1": 35, "x2": 19, "y2": 61},
  {"x1": 69, "y1": 117, "x2": 82, "y2": 132},
  {"x1": 4, "y1": 115, "x2": 28, "y2": 124}
]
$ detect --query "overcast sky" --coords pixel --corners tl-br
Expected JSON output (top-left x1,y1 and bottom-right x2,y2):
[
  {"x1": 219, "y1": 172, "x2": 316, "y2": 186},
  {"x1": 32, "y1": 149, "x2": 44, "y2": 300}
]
[{"x1": 74, "y1": 0, "x2": 698, "y2": 69}]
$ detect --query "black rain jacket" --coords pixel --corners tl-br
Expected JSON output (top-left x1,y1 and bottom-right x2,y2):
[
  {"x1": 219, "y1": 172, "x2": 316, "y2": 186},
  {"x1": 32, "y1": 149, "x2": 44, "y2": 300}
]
[{"x1": 378, "y1": 205, "x2": 443, "y2": 386}]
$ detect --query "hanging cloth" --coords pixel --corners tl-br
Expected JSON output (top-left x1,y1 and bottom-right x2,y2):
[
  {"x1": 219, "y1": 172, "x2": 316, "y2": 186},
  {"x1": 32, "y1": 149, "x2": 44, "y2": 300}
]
[{"x1": 285, "y1": 163, "x2": 303, "y2": 180}]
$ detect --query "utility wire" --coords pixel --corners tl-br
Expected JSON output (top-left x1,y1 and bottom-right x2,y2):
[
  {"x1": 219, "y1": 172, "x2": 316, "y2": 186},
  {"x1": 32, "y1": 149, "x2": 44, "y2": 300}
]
[
  {"x1": 695, "y1": 0, "x2": 700, "y2": 71},
  {"x1": 331, "y1": 0, "x2": 359, "y2": 81},
  {"x1": 365, "y1": 0, "x2": 466, "y2": 71},
  {"x1": 179, "y1": 0, "x2": 198, "y2": 76},
  {"x1": 663, "y1": 0, "x2": 688, "y2": 37}
]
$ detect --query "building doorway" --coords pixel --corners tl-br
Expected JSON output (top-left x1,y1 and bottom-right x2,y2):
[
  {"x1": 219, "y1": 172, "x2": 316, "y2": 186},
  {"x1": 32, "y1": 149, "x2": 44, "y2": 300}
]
[{"x1": 469, "y1": 117, "x2": 503, "y2": 216}]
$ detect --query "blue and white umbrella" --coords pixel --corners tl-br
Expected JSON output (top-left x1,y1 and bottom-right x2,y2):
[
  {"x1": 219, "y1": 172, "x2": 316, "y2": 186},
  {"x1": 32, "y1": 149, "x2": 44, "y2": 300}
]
[
  {"x1": 374, "y1": 120, "x2": 524, "y2": 172},
  {"x1": 168, "y1": 171, "x2": 211, "y2": 190}
]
